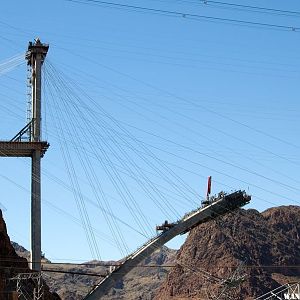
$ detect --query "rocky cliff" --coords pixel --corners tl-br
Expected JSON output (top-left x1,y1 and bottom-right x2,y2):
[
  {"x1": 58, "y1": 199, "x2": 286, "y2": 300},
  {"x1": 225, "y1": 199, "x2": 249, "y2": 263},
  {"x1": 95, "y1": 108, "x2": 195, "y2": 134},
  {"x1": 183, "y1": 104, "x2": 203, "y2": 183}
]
[
  {"x1": 0, "y1": 210, "x2": 60, "y2": 300},
  {"x1": 155, "y1": 206, "x2": 300, "y2": 299}
]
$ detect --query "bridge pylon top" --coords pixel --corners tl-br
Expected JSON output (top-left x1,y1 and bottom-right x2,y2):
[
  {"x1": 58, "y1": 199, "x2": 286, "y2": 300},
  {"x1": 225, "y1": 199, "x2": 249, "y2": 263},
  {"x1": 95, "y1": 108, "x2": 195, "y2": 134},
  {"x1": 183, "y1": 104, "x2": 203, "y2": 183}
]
[{"x1": 26, "y1": 38, "x2": 49, "y2": 66}]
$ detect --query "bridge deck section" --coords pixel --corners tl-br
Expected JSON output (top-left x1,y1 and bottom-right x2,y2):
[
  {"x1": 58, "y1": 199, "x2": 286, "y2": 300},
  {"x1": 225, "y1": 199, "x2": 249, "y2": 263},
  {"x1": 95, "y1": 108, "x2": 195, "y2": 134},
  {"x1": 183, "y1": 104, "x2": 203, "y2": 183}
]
[
  {"x1": 0, "y1": 141, "x2": 49, "y2": 157},
  {"x1": 84, "y1": 190, "x2": 250, "y2": 300}
]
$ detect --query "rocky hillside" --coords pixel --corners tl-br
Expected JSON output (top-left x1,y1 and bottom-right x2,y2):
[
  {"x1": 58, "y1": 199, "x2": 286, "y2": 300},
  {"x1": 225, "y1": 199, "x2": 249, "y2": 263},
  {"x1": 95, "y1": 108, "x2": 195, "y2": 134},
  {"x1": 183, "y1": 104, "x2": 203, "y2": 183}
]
[
  {"x1": 13, "y1": 241, "x2": 176, "y2": 300},
  {"x1": 9, "y1": 205, "x2": 300, "y2": 299},
  {"x1": 155, "y1": 206, "x2": 300, "y2": 299},
  {"x1": 0, "y1": 210, "x2": 60, "y2": 300}
]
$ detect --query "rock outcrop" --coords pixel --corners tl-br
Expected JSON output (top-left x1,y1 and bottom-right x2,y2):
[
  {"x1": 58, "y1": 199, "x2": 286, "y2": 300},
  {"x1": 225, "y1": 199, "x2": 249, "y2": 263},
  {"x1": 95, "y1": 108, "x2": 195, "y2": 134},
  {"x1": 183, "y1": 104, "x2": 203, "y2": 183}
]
[
  {"x1": 155, "y1": 206, "x2": 300, "y2": 299},
  {"x1": 0, "y1": 210, "x2": 60, "y2": 300}
]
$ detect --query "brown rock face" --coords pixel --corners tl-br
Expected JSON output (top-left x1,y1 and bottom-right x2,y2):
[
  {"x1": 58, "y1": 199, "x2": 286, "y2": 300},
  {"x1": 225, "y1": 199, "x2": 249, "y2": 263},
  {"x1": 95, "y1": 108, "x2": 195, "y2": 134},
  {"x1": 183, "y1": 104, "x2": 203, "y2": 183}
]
[
  {"x1": 155, "y1": 206, "x2": 300, "y2": 300},
  {"x1": 0, "y1": 210, "x2": 60, "y2": 300}
]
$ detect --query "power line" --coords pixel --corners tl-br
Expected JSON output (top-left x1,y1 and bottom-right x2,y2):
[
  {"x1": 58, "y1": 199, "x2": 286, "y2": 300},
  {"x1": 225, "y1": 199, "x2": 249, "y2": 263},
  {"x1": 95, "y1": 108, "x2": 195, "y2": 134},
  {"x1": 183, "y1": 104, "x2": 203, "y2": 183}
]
[
  {"x1": 200, "y1": 0, "x2": 300, "y2": 16},
  {"x1": 42, "y1": 268, "x2": 107, "y2": 277},
  {"x1": 1, "y1": 258, "x2": 300, "y2": 269},
  {"x1": 66, "y1": 0, "x2": 300, "y2": 32},
  {"x1": 157, "y1": 0, "x2": 300, "y2": 17}
]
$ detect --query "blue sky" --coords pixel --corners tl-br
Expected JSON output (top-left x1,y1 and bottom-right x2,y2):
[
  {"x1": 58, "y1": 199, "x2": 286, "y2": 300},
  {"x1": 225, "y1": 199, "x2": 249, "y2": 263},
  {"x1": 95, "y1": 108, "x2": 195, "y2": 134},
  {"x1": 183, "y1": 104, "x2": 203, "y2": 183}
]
[{"x1": 0, "y1": 0, "x2": 299, "y2": 262}]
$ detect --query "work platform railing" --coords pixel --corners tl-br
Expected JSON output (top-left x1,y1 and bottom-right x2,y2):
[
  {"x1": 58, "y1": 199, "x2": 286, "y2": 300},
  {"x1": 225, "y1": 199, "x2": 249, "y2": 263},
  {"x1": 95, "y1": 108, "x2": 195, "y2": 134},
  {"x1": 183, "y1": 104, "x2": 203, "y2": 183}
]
[{"x1": 84, "y1": 190, "x2": 251, "y2": 300}]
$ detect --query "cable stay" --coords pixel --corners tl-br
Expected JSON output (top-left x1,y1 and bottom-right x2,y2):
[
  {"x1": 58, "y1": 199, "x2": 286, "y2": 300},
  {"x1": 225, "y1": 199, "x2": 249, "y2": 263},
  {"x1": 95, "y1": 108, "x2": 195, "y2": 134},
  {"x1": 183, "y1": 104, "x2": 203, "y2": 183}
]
[
  {"x1": 255, "y1": 281, "x2": 300, "y2": 300},
  {"x1": 0, "y1": 53, "x2": 25, "y2": 76},
  {"x1": 84, "y1": 190, "x2": 250, "y2": 299}
]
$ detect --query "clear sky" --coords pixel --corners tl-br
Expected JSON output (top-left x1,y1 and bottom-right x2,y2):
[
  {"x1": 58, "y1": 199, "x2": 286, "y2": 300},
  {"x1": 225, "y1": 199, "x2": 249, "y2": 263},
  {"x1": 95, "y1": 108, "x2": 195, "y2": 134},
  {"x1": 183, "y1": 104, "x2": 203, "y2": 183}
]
[{"x1": 0, "y1": 0, "x2": 299, "y2": 262}]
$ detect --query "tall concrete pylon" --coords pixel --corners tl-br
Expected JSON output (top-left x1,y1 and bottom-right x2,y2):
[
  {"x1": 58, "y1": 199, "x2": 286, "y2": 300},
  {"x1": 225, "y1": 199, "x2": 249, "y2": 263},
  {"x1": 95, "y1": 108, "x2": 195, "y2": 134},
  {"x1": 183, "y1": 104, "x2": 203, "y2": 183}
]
[
  {"x1": 26, "y1": 38, "x2": 49, "y2": 271},
  {"x1": 0, "y1": 39, "x2": 49, "y2": 271}
]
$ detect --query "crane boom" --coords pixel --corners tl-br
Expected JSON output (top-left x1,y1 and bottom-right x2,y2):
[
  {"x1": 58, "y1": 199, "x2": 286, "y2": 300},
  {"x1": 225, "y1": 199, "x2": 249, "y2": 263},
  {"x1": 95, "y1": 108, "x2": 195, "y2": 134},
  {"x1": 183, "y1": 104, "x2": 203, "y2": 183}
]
[{"x1": 84, "y1": 190, "x2": 250, "y2": 300}]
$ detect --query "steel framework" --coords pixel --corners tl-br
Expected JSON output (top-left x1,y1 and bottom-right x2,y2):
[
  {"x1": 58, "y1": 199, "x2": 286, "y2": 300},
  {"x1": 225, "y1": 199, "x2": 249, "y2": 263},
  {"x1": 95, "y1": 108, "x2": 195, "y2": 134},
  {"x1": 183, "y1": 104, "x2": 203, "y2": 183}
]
[{"x1": 10, "y1": 272, "x2": 44, "y2": 300}]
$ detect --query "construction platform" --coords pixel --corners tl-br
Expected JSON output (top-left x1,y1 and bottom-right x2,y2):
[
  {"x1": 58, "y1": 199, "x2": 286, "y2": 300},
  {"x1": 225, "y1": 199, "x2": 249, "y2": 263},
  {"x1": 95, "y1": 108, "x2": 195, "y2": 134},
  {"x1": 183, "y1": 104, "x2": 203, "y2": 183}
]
[{"x1": 0, "y1": 141, "x2": 49, "y2": 157}]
